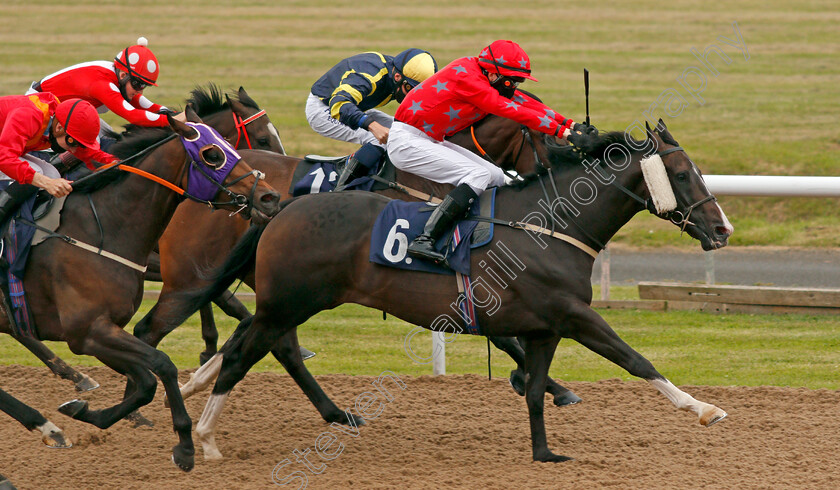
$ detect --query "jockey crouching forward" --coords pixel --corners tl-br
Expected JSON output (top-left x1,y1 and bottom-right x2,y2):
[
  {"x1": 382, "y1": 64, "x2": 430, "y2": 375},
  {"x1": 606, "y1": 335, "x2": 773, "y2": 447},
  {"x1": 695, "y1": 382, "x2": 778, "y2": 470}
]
[
  {"x1": 0, "y1": 94, "x2": 118, "y2": 231},
  {"x1": 27, "y1": 37, "x2": 172, "y2": 169},
  {"x1": 306, "y1": 49, "x2": 437, "y2": 190},
  {"x1": 389, "y1": 40, "x2": 599, "y2": 262}
]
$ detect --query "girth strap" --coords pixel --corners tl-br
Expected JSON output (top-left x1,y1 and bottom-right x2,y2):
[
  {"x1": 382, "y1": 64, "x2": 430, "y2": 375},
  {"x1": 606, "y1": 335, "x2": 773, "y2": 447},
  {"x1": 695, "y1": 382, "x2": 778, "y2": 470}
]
[
  {"x1": 466, "y1": 215, "x2": 599, "y2": 259},
  {"x1": 16, "y1": 218, "x2": 147, "y2": 273}
]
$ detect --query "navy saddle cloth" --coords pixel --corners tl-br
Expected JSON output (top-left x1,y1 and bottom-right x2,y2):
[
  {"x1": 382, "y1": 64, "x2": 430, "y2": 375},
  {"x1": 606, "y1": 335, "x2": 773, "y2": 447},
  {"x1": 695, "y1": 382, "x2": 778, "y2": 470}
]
[
  {"x1": 369, "y1": 188, "x2": 496, "y2": 275},
  {"x1": 291, "y1": 155, "x2": 397, "y2": 196}
]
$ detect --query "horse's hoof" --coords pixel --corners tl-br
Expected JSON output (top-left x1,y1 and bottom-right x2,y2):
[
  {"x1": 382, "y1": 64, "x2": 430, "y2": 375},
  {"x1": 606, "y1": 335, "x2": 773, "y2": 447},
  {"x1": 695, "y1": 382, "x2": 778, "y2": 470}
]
[
  {"x1": 508, "y1": 371, "x2": 525, "y2": 397},
  {"x1": 330, "y1": 411, "x2": 365, "y2": 427},
  {"x1": 74, "y1": 374, "x2": 100, "y2": 393},
  {"x1": 38, "y1": 424, "x2": 72, "y2": 449},
  {"x1": 171, "y1": 449, "x2": 195, "y2": 472},
  {"x1": 533, "y1": 450, "x2": 574, "y2": 463},
  {"x1": 199, "y1": 351, "x2": 215, "y2": 366},
  {"x1": 58, "y1": 399, "x2": 88, "y2": 419},
  {"x1": 44, "y1": 431, "x2": 72, "y2": 449},
  {"x1": 125, "y1": 410, "x2": 155, "y2": 428},
  {"x1": 553, "y1": 391, "x2": 582, "y2": 407},
  {"x1": 347, "y1": 412, "x2": 365, "y2": 427},
  {"x1": 0, "y1": 474, "x2": 17, "y2": 490},
  {"x1": 299, "y1": 346, "x2": 316, "y2": 361},
  {"x1": 700, "y1": 407, "x2": 728, "y2": 427}
]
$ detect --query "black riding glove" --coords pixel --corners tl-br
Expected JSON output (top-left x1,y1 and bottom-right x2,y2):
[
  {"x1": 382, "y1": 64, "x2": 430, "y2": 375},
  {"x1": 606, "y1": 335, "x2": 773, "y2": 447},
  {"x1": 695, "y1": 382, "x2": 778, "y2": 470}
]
[
  {"x1": 572, "y1": 122, "x2": 598, "y2": 136},
  {"x1": 567, "y1": 123, "x2": 601, "y2": 156}
]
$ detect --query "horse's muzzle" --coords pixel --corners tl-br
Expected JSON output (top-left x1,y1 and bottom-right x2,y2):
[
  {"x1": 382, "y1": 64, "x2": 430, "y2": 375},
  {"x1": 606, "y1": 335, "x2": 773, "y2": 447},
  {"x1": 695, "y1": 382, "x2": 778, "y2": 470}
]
[{"x1": 251, "y1": 190, "x2": 284, "y2": 224}]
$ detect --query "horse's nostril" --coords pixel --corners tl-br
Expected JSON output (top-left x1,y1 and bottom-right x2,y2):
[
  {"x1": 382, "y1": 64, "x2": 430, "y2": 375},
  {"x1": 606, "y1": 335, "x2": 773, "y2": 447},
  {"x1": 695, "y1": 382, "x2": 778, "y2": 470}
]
[
  {"x1": 715, "y1": 225, "x2": 731, "y2": 237},
  {"x1": 261, "y1": 192, "x2": 279, "y2": 203}
]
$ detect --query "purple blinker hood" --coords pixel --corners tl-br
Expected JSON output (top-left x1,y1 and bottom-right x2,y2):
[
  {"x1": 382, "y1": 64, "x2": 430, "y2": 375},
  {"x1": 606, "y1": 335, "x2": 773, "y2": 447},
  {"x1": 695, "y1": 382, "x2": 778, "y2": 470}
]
[{"x1": 180, "y1": 122, "x2": 243, "y2": 201}]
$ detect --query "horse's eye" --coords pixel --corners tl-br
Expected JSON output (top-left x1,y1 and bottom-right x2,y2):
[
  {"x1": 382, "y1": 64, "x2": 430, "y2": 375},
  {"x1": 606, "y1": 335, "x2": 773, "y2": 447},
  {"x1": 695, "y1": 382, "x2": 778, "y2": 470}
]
[
  {"x1": 200, "y1": 144, "x2": 226, "y2": 169},
  {"x1": 257, "y1": 138, "x2": 269, "y2": 148},
  {"x1": 676, "y1": 171, "x2": 689, "y2": 183}
]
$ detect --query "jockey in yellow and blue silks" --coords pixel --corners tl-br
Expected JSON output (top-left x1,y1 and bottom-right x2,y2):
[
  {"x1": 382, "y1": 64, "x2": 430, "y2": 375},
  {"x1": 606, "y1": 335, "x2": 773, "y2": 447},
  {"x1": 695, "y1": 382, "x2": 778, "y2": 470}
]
[{"x1": 305, "y1": 49, "x2": 437, "y2": 190}]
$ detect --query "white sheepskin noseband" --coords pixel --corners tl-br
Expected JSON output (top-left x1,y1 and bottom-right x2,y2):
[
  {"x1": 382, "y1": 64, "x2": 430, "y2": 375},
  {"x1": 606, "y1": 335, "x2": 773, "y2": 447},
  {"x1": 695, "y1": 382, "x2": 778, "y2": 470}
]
[{"x1": 640, "y1": 154, "x2": 677, "y2": 214}]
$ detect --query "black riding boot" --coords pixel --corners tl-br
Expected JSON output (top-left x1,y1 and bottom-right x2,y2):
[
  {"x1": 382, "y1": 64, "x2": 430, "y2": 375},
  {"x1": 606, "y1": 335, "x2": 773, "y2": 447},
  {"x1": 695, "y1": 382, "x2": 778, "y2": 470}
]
[
  {"x1": 407, "y1": 183, "x2": 478, "y2": 262},
  {"x1": 334, "y1": 143, "x2": 385, "y2": 191},
  {"x1": 0, "y1": 182, "x2": 39, "y2": 236}
]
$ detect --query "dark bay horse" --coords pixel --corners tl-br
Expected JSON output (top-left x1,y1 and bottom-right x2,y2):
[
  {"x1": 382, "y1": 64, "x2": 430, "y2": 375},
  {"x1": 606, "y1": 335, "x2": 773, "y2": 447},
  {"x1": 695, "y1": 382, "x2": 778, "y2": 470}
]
[
  {"x1": 0, "y1": 108, "x2": 282, "y2": 471},
  {"x1": 173, "y1": 120, "x2": 733, "y2": 461},
  {"x1": 8, "y1": 84, "x2": 285, "y2": 396},
  {"x1": 135, "y1": 112, "x2": 579, "y2": 406}
]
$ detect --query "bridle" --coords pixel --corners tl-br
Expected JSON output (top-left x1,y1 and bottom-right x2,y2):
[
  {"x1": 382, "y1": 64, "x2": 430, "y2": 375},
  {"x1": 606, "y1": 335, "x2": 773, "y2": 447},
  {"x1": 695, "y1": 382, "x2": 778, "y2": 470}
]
[
  {"x1": 75, "y1": 124, "x2": 266, "y2": 217},
  {"x1": 610, "y1": 145, "x2": 717, "y2": 233},
  {"x1": 231, "y1": 109, "x2": 267, "y2": 149}
]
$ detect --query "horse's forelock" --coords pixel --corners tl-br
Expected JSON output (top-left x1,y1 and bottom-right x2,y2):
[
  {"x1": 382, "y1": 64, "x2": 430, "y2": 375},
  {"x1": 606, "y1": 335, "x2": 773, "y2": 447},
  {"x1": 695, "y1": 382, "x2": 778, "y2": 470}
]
[{"x1": 544, "y1": 130, "x2": 645, "y2": 169}]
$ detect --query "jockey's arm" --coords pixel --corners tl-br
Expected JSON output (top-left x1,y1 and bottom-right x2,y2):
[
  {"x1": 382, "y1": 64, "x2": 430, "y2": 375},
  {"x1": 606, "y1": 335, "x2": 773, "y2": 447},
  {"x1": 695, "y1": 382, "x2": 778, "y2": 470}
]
[
  {"x1": 328, "y1": 73, "x2": 378, "y2": 130},
  {"x1": 70, "y1": 146, "x2": 119, "y2": 170},
  {"x1": 0, "y1": 109, "x2": 39, "y2": 184},
  {"x1": 90, "y1": 81, "x2": 169, "y2": 127},
  {"x1": 463, "y1": 82, "x2": 573, "y2": 138}
]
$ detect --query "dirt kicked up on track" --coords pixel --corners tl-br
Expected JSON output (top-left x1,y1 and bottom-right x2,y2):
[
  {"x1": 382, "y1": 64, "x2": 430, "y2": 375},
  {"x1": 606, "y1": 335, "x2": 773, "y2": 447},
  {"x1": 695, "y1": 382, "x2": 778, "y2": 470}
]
[{"x1": 1, "y1": 365, "x2": 838, "y2": 489}]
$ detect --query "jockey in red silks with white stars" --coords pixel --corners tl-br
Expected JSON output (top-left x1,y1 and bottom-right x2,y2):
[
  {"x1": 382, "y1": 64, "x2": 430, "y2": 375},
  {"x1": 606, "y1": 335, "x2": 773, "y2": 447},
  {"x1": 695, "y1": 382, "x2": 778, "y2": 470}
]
[
  {"x1": 389, "y1": 39, "x2": 597, "y2": 262},
  {"x1": 27, "y1": 37, "x2": 172, "y2": 135}
]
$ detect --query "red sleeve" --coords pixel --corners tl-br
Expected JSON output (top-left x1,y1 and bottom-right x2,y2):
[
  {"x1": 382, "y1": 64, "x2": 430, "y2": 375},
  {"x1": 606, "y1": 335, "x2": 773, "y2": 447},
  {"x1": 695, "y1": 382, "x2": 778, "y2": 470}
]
[
  {"x1": 70, "y1": 146, "x2": 119, "y2": 170},
  {"x1": 515, "y1": 91, "x2": 574, "y2": 132},
  {"x1": 0, "y1": 108, "x2": 39, "y2": 184},
  {"x1": 88, "y1": 80, "x2": 169, "y2": 127},
  {"x1": 130, "y1": 94, "x2": 165, "y2": 115},
  {"x1": 459, "y1": 78, "x2": 570, "y2": 136}
]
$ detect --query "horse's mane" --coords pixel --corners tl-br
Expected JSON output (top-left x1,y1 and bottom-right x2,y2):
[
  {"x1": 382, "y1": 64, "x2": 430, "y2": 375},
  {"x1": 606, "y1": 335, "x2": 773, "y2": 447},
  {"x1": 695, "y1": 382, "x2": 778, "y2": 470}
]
[
  {"x1": 509, "y1": 131, "x2": 645, "y2": 189},
  {"x1": 73, "y1": 126, "x2": 174, "y2": 194},
  {"x1": 187, "y1": 84, "x2": 260, "y2": 117},
  {"x1": 545, "y1": 131, "x2": 646, "y2": 168}
]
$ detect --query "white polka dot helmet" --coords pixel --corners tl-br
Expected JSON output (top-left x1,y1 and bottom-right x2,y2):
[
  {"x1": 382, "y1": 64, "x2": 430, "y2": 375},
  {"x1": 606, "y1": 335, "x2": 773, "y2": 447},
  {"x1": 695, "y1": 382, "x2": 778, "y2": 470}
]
[{"x1": 114, "y1": 36, "x2": 160, "y2": 86}]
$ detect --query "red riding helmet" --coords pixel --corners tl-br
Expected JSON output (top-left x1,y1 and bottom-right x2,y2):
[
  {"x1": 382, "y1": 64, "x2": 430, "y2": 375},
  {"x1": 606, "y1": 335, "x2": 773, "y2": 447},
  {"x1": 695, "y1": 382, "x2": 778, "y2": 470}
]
[
  {"x1": 477, "y1": 40, "x2": 538, "y2": 82},
  {"x1": 55, "y1": 99, "x2": 102, "y2": 150},
  {"x1": 114, "y1": 36, "x2": 160, "y2": 86}
]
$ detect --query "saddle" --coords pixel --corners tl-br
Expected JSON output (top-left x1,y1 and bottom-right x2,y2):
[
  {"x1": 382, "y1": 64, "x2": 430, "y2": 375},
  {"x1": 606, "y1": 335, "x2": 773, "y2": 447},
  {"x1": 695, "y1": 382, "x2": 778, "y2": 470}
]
[{"x1": 290, "y1": 154, "x2": 397, "y2": 196}]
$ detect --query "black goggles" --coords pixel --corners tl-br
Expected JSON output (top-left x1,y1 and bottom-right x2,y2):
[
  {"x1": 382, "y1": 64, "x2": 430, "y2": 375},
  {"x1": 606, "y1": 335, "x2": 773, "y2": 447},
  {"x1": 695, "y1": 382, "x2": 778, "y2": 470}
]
[
  {"x1": 64, "y1": 135, "x2": 82, "y2": 148},
  {"x1": 496, "y1": 76, "x2": 525, "y2": 89},
  {"x1": 129, "y1": 77, "x2": 150, "y2": 91}
]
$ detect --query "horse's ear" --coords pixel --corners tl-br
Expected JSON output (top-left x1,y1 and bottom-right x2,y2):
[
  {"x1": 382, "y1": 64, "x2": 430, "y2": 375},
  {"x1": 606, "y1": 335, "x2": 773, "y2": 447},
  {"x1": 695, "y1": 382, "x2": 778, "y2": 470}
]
[
  {"x1": 644, "y1": 121, "x2": 656, "y2": 143},
  {"x1": 184, "y1": 104, "x2": 202, "y2": 123},
  {"x1": 237, "y1": 87, "x2": 259, "y2": 109},
  {"x1": 226, "y1": 94, "x2": 247, "y2": 116},
  {"x1": 168, "y1": 113, "x2": 198, "y2": 140},
  {"x1": 656, "y1": 118, "x2": 679, "y2": 146}
]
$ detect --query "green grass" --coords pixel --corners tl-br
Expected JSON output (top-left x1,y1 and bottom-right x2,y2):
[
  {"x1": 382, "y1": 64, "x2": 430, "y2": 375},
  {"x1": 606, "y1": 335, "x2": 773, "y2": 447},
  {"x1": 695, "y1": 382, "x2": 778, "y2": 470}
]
[
  {"x1": 1, "y1": 301, "x2": 838, "y2": 389},
  {"x1": 1, "y1": 0, "x2": 838, "y2": 247}
]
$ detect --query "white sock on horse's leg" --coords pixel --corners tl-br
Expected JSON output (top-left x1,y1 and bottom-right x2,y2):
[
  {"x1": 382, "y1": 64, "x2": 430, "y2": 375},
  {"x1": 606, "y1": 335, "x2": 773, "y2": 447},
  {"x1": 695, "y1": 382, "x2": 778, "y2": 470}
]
[
  {"x1": 181, "y1": 353, "x2": 223, "y2": 399},
  {"x1": 196, "y1": 392, "x2": 229, "y2": 460},
  {"x1": 648, "y1": 378, "x2": 727, "y2": 426}
]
